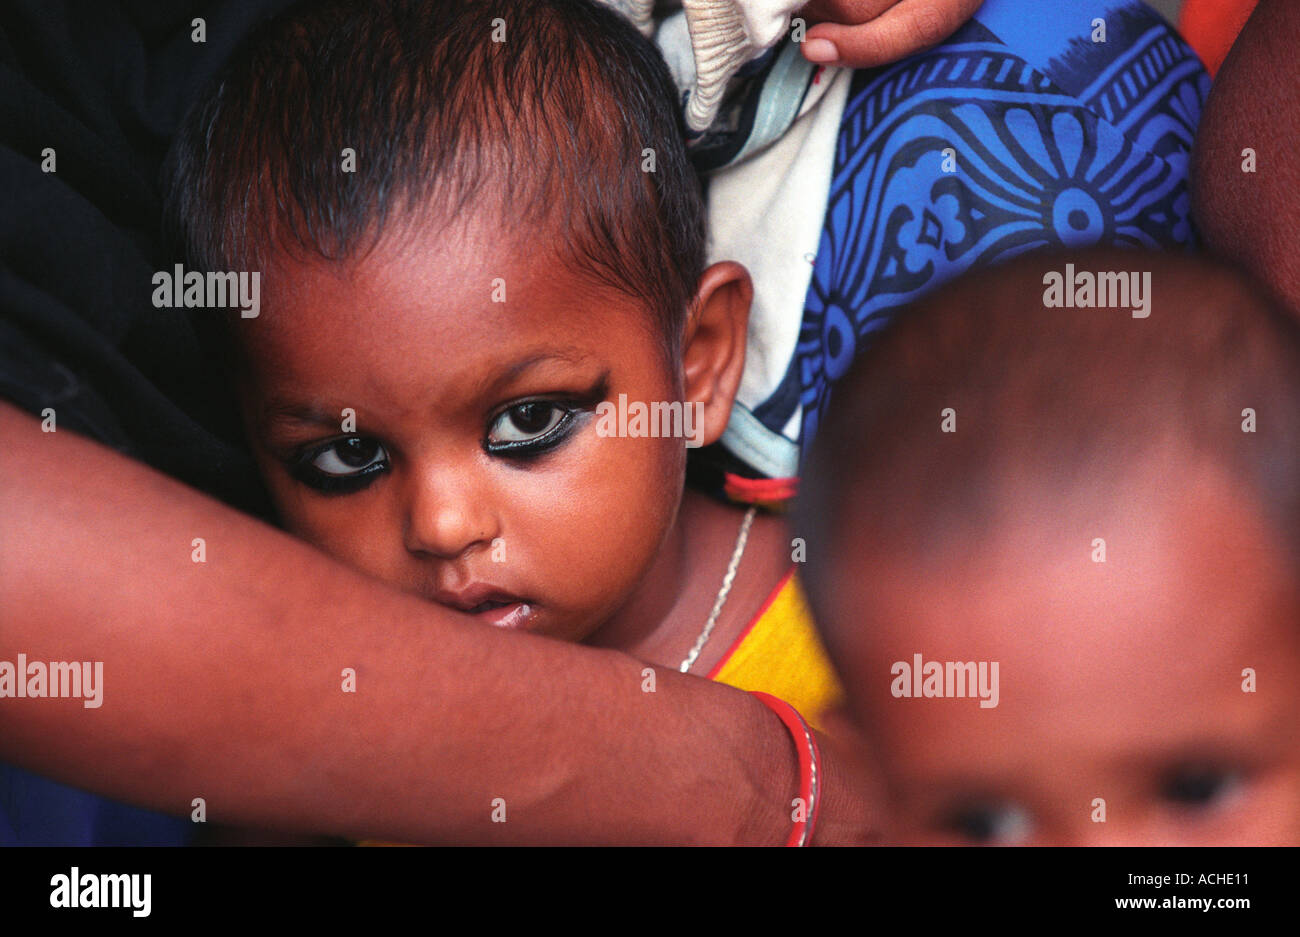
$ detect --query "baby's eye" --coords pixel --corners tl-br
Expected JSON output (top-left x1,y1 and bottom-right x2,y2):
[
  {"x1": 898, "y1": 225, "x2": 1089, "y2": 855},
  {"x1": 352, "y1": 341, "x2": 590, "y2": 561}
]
[
  {"x1": 310, "y1": 437, "x2": 388, "y2": 475},
  {"x1": 1161, "y1": 766, "x2": 1242, "y2": 811},
  {"x1": 486, "y1": 402, "x2": 573, "y2": 452},
  {"x1": 943, "y1": 802, "x2": 1033, "y2": 845}
]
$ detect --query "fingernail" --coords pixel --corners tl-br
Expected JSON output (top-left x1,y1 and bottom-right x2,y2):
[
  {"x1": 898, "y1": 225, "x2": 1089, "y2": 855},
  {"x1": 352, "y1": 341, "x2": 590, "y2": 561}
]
[{"x1": 802, "y1": 38, "x2": 839, "y2": 63}]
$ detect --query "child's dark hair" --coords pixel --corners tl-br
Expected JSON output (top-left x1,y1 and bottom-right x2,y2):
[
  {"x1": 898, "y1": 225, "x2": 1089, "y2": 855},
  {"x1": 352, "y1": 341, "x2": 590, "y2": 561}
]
[
  {"x1": 796, "y1": 248, "x2": 1300, "y2": 604},
  {"x1": 163, "y1": 0, "x2": 705, "y2": 350}
]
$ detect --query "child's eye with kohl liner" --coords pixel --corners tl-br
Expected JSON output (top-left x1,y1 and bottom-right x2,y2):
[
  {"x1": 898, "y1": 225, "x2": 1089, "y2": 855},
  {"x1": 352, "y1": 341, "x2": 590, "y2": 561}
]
[
  {"x1": 289, "y1": 436, "x2": 389, "y2": 493},
  {"x1": 485, "y1": 401, "x2": 580, "y2": 455}
]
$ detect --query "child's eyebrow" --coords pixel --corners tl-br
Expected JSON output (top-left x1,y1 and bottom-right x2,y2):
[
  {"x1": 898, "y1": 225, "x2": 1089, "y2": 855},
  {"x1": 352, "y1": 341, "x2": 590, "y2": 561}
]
[
  {"x1": 472, "y1": 348, "x2": 602, "y2": 399},
  {"x1": 1119, "y1": 737, "x2": 1273, "y2": 771},
  {"x1": 259, "y1": 402, "x2": 342, "y2": 432}
]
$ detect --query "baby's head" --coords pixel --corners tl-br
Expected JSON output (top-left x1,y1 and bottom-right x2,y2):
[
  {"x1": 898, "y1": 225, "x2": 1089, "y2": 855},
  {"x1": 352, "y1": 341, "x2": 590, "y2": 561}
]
[
  {"x1": 798, "y1": 249, "x2": 1300, "y2": 845},
  {"x1": 165, "y1": 0, "x2": 752, "y2": 639}
]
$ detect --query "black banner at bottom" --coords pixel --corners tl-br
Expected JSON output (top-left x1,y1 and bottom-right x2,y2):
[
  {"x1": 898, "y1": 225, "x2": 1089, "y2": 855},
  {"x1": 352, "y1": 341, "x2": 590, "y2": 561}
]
[{"x1": 0, "y1": 845, "x2": 1286, "y2": 926}]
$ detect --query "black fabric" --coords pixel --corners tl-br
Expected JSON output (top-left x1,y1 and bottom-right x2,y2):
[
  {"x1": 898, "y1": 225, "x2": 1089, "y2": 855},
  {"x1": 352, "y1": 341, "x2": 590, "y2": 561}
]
[
  {"x1": 0, "y1": 0, "x2": 296, "y2": 517},
  {"x1": 0, "y1": 0, "x2": 305, "y2": 846}
]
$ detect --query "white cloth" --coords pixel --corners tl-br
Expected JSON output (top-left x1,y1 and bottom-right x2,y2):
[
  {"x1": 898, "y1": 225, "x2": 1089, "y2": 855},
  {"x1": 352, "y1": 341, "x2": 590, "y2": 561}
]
[
  {"x1": 601, "y1": 0, "x2": 806, "y2": 131},
  {"x1": 601, "y1": 0, "x2": 852, "y2": 479},
  {"x1": 708, "y1": 63, "x2": 849, "y2": 477},
  {"x1": 599, "y1": 0, "x2": 656, "y2": 35}
]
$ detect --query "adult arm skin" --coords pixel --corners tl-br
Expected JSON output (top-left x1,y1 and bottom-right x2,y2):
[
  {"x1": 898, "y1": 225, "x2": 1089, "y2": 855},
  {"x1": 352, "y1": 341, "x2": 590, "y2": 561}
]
[{"x1": 0, "y1": 402, "x2": 875, "y2": 844}]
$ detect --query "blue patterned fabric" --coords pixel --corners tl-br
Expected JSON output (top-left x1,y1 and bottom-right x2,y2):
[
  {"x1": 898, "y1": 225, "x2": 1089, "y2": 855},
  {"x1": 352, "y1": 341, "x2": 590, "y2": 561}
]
[{"x1": 781, "y1": 0, "x2": 1208, "y2": 453}]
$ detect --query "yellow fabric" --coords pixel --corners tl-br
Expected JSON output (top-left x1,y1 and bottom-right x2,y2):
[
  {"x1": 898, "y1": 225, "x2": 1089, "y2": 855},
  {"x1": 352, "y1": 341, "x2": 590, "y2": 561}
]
[{"x1": 708, "y1": 571, "x2": 843, "y2": 731}]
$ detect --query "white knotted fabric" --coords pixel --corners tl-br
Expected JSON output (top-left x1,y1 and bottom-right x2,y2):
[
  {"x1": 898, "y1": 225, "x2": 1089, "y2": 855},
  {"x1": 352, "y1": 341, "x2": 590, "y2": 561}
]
[{"x1": 598, "y1": 0, "x2": 806, "y2": 132}]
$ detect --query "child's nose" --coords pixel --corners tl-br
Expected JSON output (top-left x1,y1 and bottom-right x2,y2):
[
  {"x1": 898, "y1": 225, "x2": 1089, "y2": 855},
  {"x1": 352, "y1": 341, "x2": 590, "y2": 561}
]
[{"x1": 402, "y1": 466, "x2": 498, "y2": 560}]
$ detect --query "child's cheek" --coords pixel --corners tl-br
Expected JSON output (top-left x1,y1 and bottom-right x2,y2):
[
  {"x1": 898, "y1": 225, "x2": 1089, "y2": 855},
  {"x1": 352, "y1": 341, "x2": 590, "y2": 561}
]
[{"x1": 528, "y1": 433, "x2": 684, "y2": 623}]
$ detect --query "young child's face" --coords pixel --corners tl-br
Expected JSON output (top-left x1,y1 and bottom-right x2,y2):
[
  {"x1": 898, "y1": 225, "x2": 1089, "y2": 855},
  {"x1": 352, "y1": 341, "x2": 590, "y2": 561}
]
[
  {"x1": 818, "y1": 465, "x2": 1300, "y2": 845},
  {"x1": 233, "y1": 213, "x2": 690, "y2": 642}
]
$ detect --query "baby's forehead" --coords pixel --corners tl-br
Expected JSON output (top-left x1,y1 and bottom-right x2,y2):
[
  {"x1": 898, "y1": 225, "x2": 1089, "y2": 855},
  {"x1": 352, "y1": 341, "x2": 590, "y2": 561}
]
[
  {"x1": 817, "y1": 462, "x2": 1296, "y2": 691},
  {"x1": 815, "y1": 490, "x2": 1299, "y2": 787}
]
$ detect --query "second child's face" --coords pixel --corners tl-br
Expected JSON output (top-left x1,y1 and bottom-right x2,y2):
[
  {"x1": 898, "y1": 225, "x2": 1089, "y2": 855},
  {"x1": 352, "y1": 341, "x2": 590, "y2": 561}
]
[
  {"x1": 234, "y1": 215, "x2": 688, "y2": 642},
  {"x1": 820, "y1": 469, "x2": 1300, "y2": 845}
]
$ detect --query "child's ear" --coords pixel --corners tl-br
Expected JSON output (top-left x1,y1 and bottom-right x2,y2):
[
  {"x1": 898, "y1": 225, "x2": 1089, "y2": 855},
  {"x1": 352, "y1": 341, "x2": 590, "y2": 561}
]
[{"x1": 682, "y1": 261, "x2": 753, "y2": 447}]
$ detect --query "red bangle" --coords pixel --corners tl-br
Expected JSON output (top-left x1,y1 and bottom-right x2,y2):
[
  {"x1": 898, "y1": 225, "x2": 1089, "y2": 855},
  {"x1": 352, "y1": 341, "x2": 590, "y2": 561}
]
[{"x1": 751, "y1": 691, "x2": 821, "y2": 846}]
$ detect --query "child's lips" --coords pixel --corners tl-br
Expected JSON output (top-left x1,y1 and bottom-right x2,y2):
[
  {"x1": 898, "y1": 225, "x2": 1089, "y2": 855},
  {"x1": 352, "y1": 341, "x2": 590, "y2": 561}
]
[
  {"x1": 430, "y1": 586, "x2": 538, "y2": 631},
  {"x1": 472, "y1": 600, "x2": 536, "y2": 631}
]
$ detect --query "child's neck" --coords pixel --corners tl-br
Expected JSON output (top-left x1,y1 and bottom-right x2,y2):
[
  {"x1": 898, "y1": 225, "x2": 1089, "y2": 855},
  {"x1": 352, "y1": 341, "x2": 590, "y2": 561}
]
[{"x1": 585, "y1": 488, "x2": 792, "y2": 674}]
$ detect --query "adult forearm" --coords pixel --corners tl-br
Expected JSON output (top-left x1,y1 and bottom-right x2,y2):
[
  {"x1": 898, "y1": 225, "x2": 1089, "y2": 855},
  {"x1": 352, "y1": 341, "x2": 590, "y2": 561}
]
[{"x1": 0, "y1": 402, "x2": 796, "y2": 844}]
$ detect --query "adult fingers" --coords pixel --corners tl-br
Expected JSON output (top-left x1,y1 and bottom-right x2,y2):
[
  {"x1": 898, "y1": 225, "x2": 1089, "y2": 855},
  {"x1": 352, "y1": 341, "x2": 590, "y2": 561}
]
[{"x1": 800, "y1": 0, "x2": 984, "y2": 68}]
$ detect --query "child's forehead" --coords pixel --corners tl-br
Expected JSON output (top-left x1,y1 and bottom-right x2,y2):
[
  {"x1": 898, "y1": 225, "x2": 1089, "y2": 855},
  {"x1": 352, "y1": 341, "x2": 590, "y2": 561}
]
[
  {"x1": 820, "y1": 463, "x2": 1297, "y2": 688},
  {"x1": 824, "y1": 474, "x2": 1300, "y2": 772},
  {"x1": 854, "y1": 613, "x2": 1300, "y2": 795},
  {"x1": 224, "y1": 239, "x2": 670, "y2": 422},
  {"x1": 246, "y1": 212, "x2": 650, "y2": 345}
]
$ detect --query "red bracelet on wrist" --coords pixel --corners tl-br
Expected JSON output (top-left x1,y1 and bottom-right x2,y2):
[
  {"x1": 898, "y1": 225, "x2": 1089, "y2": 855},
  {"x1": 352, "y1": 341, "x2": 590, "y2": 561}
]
[{"x1": 751, "y1": 691, "x2": 821, "y2": 846}]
